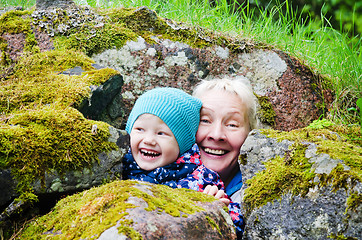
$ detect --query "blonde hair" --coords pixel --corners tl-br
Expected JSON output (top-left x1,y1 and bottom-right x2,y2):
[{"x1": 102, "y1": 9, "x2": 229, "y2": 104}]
[{"x1": 193, "y1": 77, "x2": 257, "y2": 130}]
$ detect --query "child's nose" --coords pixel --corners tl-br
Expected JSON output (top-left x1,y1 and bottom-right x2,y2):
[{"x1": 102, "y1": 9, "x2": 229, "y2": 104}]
[{"x1": 143, "y1": 133, "x2": 156, "y2": 145}]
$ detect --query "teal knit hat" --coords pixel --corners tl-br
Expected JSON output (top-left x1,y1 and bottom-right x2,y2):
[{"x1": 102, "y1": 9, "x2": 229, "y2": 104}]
[{"x1": 126, "y1": 87, "x2": 202, "y2": 155}]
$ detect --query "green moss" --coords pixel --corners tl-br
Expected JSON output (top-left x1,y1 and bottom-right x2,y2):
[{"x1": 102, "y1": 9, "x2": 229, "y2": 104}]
[
  {"x1": 54, "y1": 22, "x2": 138, "y2": 56},
  {"x1": 243, "y1": 143, "x2": 315, "y2": 212},
  {"x1": 16, "y1": 180, "x2": 217, "y2": 239},
  {"x1": 329, "y1": 233, "x2": 359, "y2": 240},
  {"x1": 243, "y1": 126, "x2": 361, "y2": 214},
  {"x1": 0, "y1": 37, "x2": 10, "y2": 66},
  {"x1": 319, "y1": 164, "x2": 360, "y2": 192},
  {"x1": 255, "y1": 94, "x2": 276, "y2": 126},
  {"x1": 81, "y1": 67, "x2": 121, "y2": 85},
  {"x1": 206, "y1": 216, "x2": 221, "y2": 236},
  {"x1": 345, "y1": 192, "x2": 361, "y2": 213},
  {"x1": 261, "y1": 126, "x2": 362, "y2": 179},
  {"x1": 1, "y1": 104, "x2": 116, "y2": 200},
  {"x1": 100, "y1": 7, "x2": 250, "y2": 52},
  {"x1": 0, "y1": 10, "x2": 33, "y2": 35},
  {"x1": 101, "y1": 7, "x2": 165, "y2": 33},
  {"x1": 24, "y1": 31, "x2": 40, "y2": 54},
  {"x1": 307, "y1": 119, "x2": 335, "y2": 129},
  {"x1": 0, "y1": 47, "x2": 123, "y2": 205},
  {"x1": 0, "y1": 49, "x2": 109, "y2": 114},
  {"x1": 0, "y1": 9, "x2": 37, "y2": 67},
  {"x1": 117, "y1": 219, "x2": 143, "y2": 240}
]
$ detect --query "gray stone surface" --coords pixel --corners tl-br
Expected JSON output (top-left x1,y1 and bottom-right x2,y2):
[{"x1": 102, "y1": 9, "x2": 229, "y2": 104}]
[
  {"x1": 36, "y1": 0, "x2": 76, "y2": 10},
  {"x1": 238, "y1": 130, "x2": 361, "y2": 240}
]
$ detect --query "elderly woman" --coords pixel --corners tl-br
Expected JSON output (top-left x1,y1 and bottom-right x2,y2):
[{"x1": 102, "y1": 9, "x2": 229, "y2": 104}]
[{"x1": 193, "y1": 78, "x2": 257, "y2": 203}]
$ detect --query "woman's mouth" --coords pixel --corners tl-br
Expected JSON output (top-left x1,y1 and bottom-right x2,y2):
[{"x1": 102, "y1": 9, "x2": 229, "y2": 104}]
[{"x1": 203, "y1": 147, "x2": 227, "y2": 156}]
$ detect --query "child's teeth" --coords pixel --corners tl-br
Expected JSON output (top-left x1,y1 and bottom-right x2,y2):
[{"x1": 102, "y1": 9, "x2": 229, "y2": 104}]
[{"x1": 141, "y1": 150, "x2": 160, "y2": 156}]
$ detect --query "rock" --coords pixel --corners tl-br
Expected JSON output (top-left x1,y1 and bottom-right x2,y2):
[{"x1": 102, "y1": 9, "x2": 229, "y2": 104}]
[
  {"x1": 16, "y1": 180, "x2": 237, "y2": 239},
  {"x1": 243, "y1": 186, "x2": 361, "y2": 240},
  {"x1": 0, "y1": 126, "x2": 128, "y2": 221},
  {"x1": 35, "y1": 0, "x2": 77, "y2": 10},
  {"x1": 239, "y1": 129, "x2": 361, "y2": 240},
  {"x1": 1, "y1": 6, "x2": 333, "y2": 131},
  {"x1": 78, "y1": 74, "x2": 124, "y2": 122},
  {"x1": 91, "y1": 34, "x2": 333, "y2": 130}
]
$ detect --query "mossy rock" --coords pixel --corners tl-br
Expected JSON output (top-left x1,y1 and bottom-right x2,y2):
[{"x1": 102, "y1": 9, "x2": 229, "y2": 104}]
[
  {"x1": 14, "y1": 180, "x2": 237, "y2": 239},
  {"x1": 239, "y1": 124, "x2": 361, "y2": 239},
  {"x1": 0, "y1": 7, "x2": 129, "y2": 211}
]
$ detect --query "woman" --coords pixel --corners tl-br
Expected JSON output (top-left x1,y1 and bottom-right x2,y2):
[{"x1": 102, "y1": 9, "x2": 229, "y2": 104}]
[{"x1": 193, "y1": 77, "x2": 257, "y2": 203}]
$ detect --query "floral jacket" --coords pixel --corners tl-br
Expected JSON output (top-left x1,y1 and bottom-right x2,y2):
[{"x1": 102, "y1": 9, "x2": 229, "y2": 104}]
[{"x1": 122, "y1": 144, "x2": 245, "y2": 238}]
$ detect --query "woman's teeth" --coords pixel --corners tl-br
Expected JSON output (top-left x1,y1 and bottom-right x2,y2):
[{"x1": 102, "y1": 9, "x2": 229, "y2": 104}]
[{"x1": 204, "y1": 148, "x2": 226, "y2": 155}]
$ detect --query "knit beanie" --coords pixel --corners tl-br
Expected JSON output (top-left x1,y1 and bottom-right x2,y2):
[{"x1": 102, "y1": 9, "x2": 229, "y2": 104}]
[{"x1": 126, "y1": 87, "x2": 202, "y2": 155}]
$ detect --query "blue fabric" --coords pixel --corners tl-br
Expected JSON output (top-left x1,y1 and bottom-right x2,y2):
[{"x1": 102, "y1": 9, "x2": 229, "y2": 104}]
[
  {"x1": 122, "y1": 144, "x2": 201, "y2": 188},
  {"x1": 225, "y1": 169, "x2": 243, "y2": 197},
  {"x1": 122, "y1": 144, "x2": 245, "y2": 239}
]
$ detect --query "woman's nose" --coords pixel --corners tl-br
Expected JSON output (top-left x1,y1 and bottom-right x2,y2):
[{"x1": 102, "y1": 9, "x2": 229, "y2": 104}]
[{"x1": 207, "y1": 123, "x2": 226, "y2": 141}]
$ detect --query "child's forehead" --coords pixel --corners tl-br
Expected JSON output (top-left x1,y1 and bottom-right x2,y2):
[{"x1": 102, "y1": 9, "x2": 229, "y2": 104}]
[
  {"x1": 136, "y1": 113, "x2": 164, "y2": 123},
  {"x1": 134, "y1": 113, "x2": 173, "y2": 128}
]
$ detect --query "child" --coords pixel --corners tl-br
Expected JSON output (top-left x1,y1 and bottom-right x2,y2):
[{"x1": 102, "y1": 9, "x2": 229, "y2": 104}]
[{"x1": 122, "y1": 87, "x2": 244, "y2": 238}]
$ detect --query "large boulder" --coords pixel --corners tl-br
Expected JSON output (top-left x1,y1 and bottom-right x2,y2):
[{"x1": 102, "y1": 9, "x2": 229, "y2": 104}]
[
  {"x1": 15, "y1": 180, "x2": 237, "y2": 239},
  {"x1": 239, "y1": 128, "x2": 361, "y2": 239},
  {"x1": 0, "y1": 126, "x2": 127, "y2": 207}
]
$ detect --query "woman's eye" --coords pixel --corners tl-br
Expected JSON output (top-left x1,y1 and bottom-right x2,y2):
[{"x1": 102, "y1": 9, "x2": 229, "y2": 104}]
[
  {"x1": 227, "y1": 123, "x2": 238, "y2": 128},
  {"x1": 200, "y1": 119, "x2": 210, "y2": 124}
]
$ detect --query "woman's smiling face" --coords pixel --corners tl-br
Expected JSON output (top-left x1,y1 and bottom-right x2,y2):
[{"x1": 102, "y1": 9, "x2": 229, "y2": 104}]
[{"x1": 196, "y1": 89, "x2": 250, "y2": 182}]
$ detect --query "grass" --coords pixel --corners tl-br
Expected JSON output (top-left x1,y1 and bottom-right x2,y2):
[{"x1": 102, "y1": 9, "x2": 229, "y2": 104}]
[{"x1": 1, "y1": 0, "x2": 361, "y2": 125}]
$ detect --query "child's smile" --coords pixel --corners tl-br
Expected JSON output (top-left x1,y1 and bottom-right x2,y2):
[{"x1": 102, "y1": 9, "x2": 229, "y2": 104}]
[
  {"x1": 130, "y1": 114, "x2": 179, "y2": 171},
  {"x1": 139, "y1": 148, "x2": 161, "y2": 158}
]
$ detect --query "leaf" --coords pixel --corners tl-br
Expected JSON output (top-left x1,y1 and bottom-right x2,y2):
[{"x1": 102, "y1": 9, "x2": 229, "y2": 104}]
[
  {"x1": 347, "y1": 107, "x2": 357, "y2": 112},
  {"x1": 356, "y1": 98, "x2": 362, "y2": 109}
]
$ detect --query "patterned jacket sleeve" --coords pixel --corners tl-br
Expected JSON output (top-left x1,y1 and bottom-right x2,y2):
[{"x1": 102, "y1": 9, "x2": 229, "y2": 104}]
[
  {"x1": 229, "y1": 201, "x2": 245, "y2": 239},
  {"x1": 177, "y1": 165, "x2": 245, "y2": 239}
]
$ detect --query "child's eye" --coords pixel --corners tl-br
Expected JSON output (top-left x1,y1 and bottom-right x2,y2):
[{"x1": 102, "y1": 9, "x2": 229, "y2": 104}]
[
  {"x1": 135, "y1": 127, "x2": 144, "y2": 132},
  {"x1": 200, "y1": 119, "x2": 211, "y2": 124},
  {"x1": 157, "y1": 131, "x2": 166, "y2": 135}
]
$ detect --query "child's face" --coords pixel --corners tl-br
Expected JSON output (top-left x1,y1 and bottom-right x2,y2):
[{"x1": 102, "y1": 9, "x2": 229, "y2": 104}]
[
  {"x1": 130, "y1": 113, "x2": 180, "y2": 171},
  {"x1": 196, "y1": 89, "x2": 250, "y2": 179}
]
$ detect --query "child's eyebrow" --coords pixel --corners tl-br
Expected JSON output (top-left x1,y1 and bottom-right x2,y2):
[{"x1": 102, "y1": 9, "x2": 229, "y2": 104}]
[{"x1": 200, "y1": 106, "x2": 214, "y2": 112}]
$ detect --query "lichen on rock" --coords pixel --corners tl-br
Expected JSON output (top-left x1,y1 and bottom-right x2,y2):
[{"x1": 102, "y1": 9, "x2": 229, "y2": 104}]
[
  {"x1": 0, "y1": 31, "x2": 122, "y2": 207},
  {"x1": 239, "y1": 124, "x2": 361, "y2": 239},
  {"x1": 15, "y1": 180, "x2": 236, "y2": 240}
]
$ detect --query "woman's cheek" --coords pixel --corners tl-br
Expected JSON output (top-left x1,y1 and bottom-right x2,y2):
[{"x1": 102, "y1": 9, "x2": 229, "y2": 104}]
[{"x1": 196, "y1": 125, "x2": 208, "y2": 143}]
